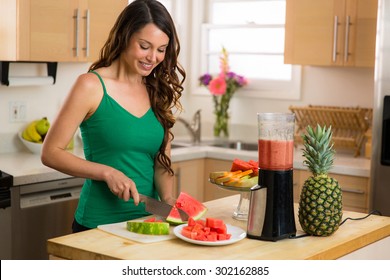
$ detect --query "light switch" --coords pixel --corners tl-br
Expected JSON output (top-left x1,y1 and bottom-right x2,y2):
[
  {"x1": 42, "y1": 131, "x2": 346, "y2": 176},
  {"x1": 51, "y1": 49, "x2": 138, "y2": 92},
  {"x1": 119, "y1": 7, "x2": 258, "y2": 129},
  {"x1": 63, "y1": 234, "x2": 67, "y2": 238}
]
[{"x1": 9, "y1": 101, "x2": 26, "y2": 122}]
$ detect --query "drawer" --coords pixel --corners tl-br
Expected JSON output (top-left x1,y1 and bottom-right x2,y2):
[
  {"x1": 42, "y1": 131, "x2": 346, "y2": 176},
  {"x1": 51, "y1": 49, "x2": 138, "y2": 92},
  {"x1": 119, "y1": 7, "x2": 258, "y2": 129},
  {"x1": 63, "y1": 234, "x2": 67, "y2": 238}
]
[{"x1": 294, "y1": 170, "x2": 369, "y2": 213}]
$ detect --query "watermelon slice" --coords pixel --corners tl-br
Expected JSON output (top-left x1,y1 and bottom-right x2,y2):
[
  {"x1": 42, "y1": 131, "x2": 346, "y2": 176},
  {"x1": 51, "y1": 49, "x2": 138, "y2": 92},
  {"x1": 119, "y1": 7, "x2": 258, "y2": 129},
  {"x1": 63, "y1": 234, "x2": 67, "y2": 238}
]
[
  {"x1": 166, "y1": 192, "x2": 208, "y2": 225},
  {"x1": 126, "y1": 221, "x2": 170, "y2": 235},
  {"x1": 231, "y1": 158, "x2": 258, "y2": 176}
]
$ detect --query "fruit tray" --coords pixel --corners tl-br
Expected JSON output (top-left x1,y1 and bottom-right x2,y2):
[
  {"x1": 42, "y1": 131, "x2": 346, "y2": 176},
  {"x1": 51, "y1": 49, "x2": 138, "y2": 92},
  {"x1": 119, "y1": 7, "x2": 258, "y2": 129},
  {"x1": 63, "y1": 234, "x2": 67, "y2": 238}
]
[
  {"x1": 289, "y1": 105, "x2": 373, "y2": 157},
  {"x1": 208, "y1": 178, "x2": 252, "y2": 192}
]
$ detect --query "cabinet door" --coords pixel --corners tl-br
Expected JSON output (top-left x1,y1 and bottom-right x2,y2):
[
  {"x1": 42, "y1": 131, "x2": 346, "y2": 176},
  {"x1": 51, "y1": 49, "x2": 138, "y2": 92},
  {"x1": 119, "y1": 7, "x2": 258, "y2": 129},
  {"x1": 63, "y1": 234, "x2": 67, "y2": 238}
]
[
  {"x1": 203, "y1": 159, "x2": 233, "y2": 201},
  {"x1": 284, "y1": 0, "x2": 377, "y2": 67},
  {"x1": 0, "y1": 0, "x2": 126, "y2": 62},
  {"x1": 26, "y1": 0, "x2": 76, "y2": 61},
  {"x1": 284, "y1": 0, "x2": 341, "y2": 66},
  {"x1": 86, "y1": 0, "x2": 127, "y2": 62},
  {"x1": 172, "y1": 159, "x2": 205, "y2": 201},
  {"x1": 347, "y1": 0, "x2": 378, "y2": 67},
  {"x1": 293, "y1": 169, "x2": 303, "y2": 203}
]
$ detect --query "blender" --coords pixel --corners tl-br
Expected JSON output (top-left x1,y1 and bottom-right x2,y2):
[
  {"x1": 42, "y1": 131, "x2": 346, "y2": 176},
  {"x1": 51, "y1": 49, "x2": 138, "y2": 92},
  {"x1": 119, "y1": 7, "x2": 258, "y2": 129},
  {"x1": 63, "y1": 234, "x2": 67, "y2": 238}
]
[{"x1": 247, "y1": 113, "x2": 296, "y2": 241}]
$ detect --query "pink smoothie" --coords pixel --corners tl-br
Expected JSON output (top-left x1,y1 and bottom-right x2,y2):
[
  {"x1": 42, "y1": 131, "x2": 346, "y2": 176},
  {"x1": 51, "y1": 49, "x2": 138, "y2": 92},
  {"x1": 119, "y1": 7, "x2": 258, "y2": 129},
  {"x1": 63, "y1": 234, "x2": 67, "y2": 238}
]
[{"x1": 258, "y1": 139, "x2": 294, "y2": 170}]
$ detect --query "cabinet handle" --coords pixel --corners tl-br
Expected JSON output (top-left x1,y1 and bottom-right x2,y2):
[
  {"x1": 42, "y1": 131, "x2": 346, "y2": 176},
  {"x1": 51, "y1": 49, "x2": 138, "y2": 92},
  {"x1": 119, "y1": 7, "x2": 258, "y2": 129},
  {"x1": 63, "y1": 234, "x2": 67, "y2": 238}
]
[
  {"x1": 344, "y1": 15, "x2": 351, "y2": 63},
  {"x1": 73, "y1": 9, "x2": 80, "y2": 57},
  {"x1": 83, "y1": 10, "x2": 90, "y2": 57},
  {"x1": 332, "y1": 16, "x2": 339, "y2": 62},
  {"x1": 342, "y1": 188, "x2": 364, "y2": 194}
]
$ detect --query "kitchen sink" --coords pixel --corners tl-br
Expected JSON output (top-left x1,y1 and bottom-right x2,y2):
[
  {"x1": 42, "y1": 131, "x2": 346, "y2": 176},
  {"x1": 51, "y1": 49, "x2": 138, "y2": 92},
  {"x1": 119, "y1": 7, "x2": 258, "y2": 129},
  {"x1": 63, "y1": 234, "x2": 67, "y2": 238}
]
[
  {"x1": 210, "y1": 141, "x2": 258, "y2": 151},
  {"x1": 170, "y1": 142, "x2": 193, "y2": 149},
  {"x1": 171, "y1": 141, "x2": 258, "y2": 151}
]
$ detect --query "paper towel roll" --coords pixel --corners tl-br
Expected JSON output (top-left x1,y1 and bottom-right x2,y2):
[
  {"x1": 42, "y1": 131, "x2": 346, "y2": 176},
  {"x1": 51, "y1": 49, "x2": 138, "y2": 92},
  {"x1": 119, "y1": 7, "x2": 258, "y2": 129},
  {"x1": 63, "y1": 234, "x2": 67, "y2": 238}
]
[{"x1": 7, "y1": 76, "x2": 55, "y2": 86}]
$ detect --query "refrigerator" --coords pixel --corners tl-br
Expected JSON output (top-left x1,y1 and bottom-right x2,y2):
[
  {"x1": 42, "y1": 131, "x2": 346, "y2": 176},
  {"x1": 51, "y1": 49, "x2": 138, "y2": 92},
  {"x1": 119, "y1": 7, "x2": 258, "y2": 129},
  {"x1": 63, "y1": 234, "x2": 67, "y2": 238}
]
[{"x1": 372, "y1": 0, "x2": 390, "y2": 216}]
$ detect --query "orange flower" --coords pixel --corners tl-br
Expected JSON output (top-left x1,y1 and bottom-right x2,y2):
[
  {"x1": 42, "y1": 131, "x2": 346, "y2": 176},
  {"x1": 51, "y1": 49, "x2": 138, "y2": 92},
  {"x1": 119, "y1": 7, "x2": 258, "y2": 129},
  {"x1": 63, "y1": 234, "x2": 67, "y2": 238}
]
[{"x1": 208, "y1": 77, "x2": 227, "y2": 95}]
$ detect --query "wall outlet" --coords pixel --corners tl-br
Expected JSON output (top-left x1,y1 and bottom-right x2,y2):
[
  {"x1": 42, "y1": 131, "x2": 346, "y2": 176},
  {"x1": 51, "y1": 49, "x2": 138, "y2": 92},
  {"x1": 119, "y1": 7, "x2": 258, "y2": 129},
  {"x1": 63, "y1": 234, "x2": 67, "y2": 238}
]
[{"x1": 9, "y1": 101, "x2": 27, "y2": 122}]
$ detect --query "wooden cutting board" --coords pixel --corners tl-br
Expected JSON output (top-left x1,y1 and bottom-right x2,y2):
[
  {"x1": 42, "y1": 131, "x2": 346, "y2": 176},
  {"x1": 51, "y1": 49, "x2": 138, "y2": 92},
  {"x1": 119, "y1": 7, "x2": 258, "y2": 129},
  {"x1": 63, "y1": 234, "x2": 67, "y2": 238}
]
[{"x1": 97, "y1": 219, "x2": 177, "y2": 244}]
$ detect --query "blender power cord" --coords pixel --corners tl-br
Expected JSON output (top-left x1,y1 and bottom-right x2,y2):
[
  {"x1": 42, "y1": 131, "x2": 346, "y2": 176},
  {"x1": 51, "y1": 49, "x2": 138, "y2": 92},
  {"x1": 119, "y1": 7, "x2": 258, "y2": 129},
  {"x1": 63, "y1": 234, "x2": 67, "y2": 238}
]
[
  {"x1": 290, "y1": 209, "x2": 383, "y2": 239},
  {"x1": 339, "y1": 209, "x2": 382, "y2": 226}
]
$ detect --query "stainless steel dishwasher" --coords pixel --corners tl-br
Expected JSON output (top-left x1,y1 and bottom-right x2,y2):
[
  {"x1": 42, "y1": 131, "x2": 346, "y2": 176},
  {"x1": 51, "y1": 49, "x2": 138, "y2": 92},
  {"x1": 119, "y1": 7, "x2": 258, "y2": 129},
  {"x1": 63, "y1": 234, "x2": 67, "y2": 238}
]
[{"x1": 0, "y1": 175, "x2": 84, "y2": 259}]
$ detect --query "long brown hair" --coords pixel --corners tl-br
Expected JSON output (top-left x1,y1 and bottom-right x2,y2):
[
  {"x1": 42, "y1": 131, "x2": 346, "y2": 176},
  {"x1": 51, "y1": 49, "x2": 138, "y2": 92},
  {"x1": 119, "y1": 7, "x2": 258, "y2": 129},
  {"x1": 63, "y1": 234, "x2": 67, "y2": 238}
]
[{"x1": 89, "y1": 0, "x2": 185, "y2": 175}]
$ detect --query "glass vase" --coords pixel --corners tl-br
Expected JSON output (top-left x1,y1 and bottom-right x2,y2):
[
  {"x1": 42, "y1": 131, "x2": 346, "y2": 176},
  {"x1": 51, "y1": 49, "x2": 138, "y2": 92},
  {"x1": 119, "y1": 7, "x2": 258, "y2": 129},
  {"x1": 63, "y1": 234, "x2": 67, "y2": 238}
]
[{"x1": 214, "y1": 109, "x2": 229, "y2": 138}]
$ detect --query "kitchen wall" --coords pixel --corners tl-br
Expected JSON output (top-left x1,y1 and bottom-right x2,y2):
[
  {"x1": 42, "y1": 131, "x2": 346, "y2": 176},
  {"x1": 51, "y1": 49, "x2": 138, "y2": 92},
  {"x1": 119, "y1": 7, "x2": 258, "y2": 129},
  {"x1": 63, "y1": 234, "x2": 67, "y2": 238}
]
[
  {"x1": 0, "y1": 63, "x2": 90, "y2": 153},
  {"x1": 175, "y1": 66, "x2": 374, "y2": 143},
  {"x1": 0, "y1": 62, "x2": 374, "y2": 153}
]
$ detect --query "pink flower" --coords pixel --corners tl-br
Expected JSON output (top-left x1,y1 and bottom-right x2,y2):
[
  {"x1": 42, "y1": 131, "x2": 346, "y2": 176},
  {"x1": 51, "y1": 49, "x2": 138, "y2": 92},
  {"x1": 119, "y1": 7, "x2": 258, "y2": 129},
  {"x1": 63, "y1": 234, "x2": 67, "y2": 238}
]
[{"x1": 209, "y1": 77, "x2": 227, "y2": 95}]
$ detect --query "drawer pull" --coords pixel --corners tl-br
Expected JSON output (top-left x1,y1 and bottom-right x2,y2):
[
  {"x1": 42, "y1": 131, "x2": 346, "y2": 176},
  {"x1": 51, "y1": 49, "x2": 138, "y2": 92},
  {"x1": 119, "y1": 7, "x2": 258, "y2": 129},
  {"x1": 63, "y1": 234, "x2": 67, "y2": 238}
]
[{"x1": 342, "y1": 188, "x2": 364, "y2": 194}]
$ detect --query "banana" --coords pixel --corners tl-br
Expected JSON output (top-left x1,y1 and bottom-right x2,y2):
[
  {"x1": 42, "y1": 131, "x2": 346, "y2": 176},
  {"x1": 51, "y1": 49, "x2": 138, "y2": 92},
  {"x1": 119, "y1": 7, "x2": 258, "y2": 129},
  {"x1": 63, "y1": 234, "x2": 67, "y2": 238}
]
[
  {"x1": 24, "y1": 121, "x2": 42, "y2": 143},
  {"x1": 22, "y1": 129, "x2": 33, "y2": 142}
]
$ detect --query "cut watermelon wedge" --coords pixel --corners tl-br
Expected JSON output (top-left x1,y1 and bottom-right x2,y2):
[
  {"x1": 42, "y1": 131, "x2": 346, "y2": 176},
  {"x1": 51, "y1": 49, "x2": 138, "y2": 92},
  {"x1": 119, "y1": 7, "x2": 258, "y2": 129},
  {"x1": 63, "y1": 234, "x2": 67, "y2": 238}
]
[
  {"x1": 126, "y1": 221, "x2": 169, "y2": 235},
  {"x1": 166, "y1": 192, "x2": 207, "y2": 225}
]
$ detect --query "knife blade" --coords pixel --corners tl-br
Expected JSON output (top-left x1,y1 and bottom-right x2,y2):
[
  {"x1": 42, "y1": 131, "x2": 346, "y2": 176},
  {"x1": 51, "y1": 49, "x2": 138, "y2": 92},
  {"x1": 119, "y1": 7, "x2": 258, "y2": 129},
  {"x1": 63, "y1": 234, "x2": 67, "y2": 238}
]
[{"x1": 139, "y1": 194, "x2": 189, "y2": 221}]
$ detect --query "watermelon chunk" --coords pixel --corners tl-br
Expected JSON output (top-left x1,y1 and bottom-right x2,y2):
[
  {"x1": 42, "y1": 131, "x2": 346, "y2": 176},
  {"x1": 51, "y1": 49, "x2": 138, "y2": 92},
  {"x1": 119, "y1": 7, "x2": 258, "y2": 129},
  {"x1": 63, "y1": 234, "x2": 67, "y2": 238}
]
[
  {"x1": 166, "y1": 192, "x2": 207, "y2": 225},
  {"x1": 180, "y1": 217, "x2": 232, "y2": 242}
]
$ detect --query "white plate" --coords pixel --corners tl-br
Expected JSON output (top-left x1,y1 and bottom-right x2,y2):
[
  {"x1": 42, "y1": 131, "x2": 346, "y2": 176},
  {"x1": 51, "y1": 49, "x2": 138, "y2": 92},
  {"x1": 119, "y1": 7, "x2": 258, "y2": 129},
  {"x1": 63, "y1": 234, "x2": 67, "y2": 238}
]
[{"x1": 173, "y1": 223, "x2": 247, "y2": 246}]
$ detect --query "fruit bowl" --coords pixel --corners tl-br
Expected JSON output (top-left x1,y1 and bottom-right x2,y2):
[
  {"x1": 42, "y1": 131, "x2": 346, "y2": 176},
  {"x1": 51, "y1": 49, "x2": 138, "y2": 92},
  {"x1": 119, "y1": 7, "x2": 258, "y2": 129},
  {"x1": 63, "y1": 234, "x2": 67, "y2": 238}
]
[{"x1": 18, "y1": 131, "x2": 43, "y2": 154}]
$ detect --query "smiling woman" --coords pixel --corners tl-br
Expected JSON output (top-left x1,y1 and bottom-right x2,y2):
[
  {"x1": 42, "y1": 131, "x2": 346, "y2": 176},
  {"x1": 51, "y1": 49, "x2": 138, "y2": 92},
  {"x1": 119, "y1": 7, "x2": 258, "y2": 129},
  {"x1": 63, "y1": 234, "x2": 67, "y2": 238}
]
[{"x1": 41, "y1": 0, "x2": 186, "y2": 232}]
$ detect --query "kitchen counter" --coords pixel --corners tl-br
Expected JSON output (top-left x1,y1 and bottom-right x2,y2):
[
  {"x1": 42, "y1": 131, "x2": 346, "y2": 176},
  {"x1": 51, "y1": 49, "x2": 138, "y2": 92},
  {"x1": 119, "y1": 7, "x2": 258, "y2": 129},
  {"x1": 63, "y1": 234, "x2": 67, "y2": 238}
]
[
  {"x1": 0, "y1": 143, "x2": 370, "y2": 186},
  {"x1": 47, "y1": 195, "x2": 390, "y2": 260}
]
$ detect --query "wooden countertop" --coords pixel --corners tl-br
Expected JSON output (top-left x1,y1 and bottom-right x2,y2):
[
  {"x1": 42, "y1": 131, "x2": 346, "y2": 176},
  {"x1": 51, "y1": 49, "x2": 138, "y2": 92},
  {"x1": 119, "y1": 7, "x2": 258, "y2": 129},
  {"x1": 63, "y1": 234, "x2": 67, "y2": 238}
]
[{"x1": 47, "y1": 195, "x2": 390, "y2": 260}]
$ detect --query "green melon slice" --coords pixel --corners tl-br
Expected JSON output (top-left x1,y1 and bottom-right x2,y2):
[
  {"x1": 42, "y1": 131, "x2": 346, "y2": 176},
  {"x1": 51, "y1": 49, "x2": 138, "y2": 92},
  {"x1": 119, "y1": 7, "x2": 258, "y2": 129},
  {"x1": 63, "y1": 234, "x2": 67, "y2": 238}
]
[
  {"x1": 166, "y1": 192, "x2": 208, "y2": 225},
  {"x1": 126, "y1": 221, "x2": 170, "y2": 235}
]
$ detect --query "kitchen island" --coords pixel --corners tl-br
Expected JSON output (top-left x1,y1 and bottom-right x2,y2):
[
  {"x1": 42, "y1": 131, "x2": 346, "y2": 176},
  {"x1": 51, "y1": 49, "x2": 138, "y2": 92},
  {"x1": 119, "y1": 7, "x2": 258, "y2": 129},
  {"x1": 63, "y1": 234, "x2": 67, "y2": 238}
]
[{"x1": 47, "y1": 195, "x2": 390, "y2": 260}]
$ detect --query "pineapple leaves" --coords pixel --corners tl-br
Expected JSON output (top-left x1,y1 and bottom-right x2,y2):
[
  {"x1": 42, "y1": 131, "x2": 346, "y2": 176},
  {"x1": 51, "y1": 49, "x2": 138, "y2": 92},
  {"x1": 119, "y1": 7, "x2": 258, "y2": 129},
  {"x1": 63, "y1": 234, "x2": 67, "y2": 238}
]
[{"x1": 301, "y1": 124, "x2": 335, "y2": 175}]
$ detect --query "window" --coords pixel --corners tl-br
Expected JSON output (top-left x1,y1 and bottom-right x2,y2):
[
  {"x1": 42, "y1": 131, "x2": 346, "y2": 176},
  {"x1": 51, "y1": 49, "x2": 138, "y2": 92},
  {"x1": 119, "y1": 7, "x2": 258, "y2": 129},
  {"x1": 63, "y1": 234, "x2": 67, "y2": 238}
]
[{"x1": 193, "y1": 0, "x2": 301, "y2": 100}]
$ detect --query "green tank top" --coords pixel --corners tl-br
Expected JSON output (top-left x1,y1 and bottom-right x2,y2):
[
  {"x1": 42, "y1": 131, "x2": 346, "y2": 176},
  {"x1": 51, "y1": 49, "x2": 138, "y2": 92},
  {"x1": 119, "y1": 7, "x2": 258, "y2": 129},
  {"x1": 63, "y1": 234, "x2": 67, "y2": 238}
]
[{"x1": 75, "y1": 71, "x2": 164, "y2": 228}]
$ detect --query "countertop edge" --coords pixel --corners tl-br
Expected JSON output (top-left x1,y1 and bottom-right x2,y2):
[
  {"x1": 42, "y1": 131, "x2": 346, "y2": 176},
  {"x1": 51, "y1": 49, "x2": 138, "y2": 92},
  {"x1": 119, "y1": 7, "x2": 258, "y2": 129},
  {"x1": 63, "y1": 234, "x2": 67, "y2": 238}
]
[
  {"x1": 307, "y1": 225, "x2": 390, "y2": 260},
  {"x1": 46, "y1": 195, "x2": 390, "y2": 260}
]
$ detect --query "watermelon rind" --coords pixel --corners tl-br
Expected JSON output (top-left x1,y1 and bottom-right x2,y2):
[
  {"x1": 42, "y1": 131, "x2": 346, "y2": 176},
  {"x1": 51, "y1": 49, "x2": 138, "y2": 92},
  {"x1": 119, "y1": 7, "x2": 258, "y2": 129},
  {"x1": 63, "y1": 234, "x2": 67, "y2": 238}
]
[
  {"x1": 166, "y1": 207, "x2": 186, "y2": 225},
  {"x1": 126, "y1": 221, "x2": 170, "y2": 235},
  {"x1": 166, "y1": 192, "x2": 208, "y2": 225}
]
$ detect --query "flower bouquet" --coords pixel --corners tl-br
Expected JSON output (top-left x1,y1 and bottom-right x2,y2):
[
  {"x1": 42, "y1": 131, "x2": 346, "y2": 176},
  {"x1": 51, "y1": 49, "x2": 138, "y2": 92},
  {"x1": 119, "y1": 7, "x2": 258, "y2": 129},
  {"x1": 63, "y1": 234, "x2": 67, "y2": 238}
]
[{"x1": 199, "y1": 47, "x2": 247, "y2": 138}]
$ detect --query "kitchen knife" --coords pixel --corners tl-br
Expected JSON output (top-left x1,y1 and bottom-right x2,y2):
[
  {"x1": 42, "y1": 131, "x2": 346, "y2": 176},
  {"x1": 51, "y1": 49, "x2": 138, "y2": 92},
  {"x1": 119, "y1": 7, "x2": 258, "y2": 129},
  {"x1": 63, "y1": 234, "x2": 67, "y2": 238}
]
[{"x1": 139, "y1": 194, "x2": 189, "y2": 221}]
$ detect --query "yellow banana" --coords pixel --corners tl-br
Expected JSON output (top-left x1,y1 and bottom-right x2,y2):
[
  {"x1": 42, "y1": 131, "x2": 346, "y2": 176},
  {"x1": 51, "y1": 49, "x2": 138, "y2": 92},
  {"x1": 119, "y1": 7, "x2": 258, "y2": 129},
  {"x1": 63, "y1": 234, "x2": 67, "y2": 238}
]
[
  {"x1": 24, "y1": 121, "x2": 42, "y2": 143},
  {"x1": 22, "y1": 129, "x2": 33, "y2": 142}
]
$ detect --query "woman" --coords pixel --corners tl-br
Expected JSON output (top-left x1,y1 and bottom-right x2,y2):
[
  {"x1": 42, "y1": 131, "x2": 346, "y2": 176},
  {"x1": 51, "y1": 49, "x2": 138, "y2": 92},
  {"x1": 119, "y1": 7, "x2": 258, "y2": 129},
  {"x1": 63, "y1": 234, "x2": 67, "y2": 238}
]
[{"x1": 41, "y1": 0, "x2": 185, "y2": 232}]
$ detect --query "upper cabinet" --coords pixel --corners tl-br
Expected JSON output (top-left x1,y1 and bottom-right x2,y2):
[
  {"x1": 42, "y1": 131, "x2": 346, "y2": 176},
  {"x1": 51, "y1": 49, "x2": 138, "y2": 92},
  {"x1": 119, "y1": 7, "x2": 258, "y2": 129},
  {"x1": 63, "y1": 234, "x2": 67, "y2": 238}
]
[
  {"x1": 284, "y1": 0, "x2": 378, "y2": 67},
  {"x1": 0, "y1": 0, "x2": 127, "y2": 62}
]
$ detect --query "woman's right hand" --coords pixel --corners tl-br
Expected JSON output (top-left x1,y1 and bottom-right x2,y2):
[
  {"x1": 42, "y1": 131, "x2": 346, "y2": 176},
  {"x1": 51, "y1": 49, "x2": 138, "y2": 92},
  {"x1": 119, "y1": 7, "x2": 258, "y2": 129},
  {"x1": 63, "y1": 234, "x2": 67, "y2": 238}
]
[{"x1": 104, "y1": 168, "x2": 140, "y2": 205}]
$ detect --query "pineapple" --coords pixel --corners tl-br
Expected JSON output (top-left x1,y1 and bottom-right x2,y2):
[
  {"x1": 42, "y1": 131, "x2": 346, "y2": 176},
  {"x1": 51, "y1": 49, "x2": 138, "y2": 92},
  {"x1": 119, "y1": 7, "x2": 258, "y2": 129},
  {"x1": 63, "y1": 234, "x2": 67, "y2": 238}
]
[{"x1": 298, "y1": 124, "x2": 343, "y2": 236}]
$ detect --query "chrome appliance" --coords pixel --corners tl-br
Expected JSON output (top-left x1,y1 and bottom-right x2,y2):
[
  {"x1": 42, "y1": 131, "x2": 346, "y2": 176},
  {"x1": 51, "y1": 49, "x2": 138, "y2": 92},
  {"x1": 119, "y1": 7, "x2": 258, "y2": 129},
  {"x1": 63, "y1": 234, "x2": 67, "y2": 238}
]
[
  {"x1": 0, "y1": 175, "x2": 83, "y2": 259},
  {"x1": 372, "y1": 0, "x2": 390, "y2": 216},
  {"x1": 0, "y1": 171, "x2": 13, "y2": 259}
]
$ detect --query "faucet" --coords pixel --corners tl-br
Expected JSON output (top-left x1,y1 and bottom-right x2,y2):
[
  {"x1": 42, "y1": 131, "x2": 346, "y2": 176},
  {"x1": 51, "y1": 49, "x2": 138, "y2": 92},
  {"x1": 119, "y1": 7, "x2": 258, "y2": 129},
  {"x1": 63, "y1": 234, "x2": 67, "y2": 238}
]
[{"x1": 176, "y1": 109, "x2": 201, "y2": 144}]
